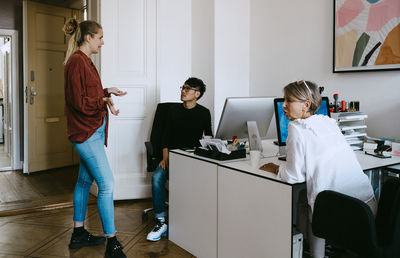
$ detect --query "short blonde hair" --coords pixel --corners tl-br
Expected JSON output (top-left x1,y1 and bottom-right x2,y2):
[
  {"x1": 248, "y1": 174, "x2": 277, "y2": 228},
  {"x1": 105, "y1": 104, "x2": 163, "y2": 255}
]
[{"x1": 283, "y1": 80, "x2": 322, "y2": 115}]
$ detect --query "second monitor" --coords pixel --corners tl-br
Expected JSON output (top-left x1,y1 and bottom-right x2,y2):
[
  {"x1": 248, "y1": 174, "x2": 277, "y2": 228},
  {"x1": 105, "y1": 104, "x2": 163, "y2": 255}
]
[
  {"x1": 215, "y1": 97, "x2": 275, "y2": 144},
  {"x1": 274, "y1": 96, "x2": 330, "y2": 147}
]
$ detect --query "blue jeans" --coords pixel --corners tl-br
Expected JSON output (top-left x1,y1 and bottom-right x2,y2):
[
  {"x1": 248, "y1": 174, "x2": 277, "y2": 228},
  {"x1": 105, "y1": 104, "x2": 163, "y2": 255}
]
[
  {"x1": 152, "y1": 166, "x2": 168, "y2": 219},
  {"x1": 72, "y1": 118, "x2": 116, "y2": 236}
]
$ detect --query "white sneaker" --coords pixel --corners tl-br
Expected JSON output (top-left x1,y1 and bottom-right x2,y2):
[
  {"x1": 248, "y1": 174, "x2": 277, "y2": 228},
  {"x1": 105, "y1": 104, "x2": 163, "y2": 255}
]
[{"x1": 146, "y1": 220, "x2": 168, "y2": 241}]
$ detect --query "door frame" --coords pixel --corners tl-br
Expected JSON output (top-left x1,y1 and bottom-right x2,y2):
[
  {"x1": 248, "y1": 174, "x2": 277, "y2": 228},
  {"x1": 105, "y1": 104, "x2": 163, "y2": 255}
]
[
  {"x1": 23, "y1": 0, "x2": 28, "y2": 173},
  {"x1": 0, "y1": 29, "x2": 21, "y2": 171}
]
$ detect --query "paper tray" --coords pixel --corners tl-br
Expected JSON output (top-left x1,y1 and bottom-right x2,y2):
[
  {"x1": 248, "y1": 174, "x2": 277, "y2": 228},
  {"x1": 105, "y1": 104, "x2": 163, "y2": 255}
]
[{"x1": 194, "y1": 147, "x2": 246, "y2": 161}]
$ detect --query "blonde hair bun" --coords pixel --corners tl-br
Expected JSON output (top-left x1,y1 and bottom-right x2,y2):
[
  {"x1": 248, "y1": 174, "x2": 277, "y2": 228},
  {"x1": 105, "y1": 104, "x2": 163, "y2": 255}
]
[{"x1": 63, "y1": 18, "x2": 78, "y2": 36}]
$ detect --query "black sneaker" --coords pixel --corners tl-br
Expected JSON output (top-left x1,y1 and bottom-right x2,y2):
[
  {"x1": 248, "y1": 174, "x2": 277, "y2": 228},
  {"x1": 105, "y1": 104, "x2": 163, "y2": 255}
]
[
  {"x1": 68, "y1": 229, "x2": 106, "y2": 249},
  {"x1": 105, "y1": 238, "x2": 126, "y2": 258}
]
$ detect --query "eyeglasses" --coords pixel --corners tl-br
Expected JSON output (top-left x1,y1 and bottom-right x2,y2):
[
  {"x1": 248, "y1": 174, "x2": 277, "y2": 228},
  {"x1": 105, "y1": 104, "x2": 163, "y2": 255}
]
[
  {"x1": 180, "y1": 86, "x2": 199, "y2": 92},
  {"x1": 296, "y1": 80, "x2": 313, "y2": 95}
]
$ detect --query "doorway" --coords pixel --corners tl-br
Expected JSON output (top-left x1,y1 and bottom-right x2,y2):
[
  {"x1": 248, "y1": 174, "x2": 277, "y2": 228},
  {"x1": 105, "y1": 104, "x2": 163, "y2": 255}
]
[
  {"x1": 23, "y1": 0, "x2": 86, "y2": 173},
  {"x1": 0, "y1": 0, "x2": 89, "y2": 215},
  {"x1": 0, "y1": 30, "x2": 21, "y2": 172},
  {"x1": 0, "y1": 36, "x2": 12, "y2": 170}
]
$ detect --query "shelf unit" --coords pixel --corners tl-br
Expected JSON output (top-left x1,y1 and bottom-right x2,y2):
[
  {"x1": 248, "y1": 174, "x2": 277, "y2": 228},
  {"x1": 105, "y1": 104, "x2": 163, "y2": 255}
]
[{"x1": 331, "y1": 112, "x2": 368, "y2": 151}]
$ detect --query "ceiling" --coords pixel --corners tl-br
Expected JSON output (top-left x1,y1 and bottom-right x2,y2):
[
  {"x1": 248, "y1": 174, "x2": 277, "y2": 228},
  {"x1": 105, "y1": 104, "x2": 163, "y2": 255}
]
[{"x1": 30, "y1": 0, "x2": 85, "y2": 10}]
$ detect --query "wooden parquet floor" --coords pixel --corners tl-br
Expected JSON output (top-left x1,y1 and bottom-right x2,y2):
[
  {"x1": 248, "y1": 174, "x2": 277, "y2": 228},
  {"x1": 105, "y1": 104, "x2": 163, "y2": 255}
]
[
  {"x1": 0, "y1": 167, "x2": 194, "y2": 257},
  {"x1": 0, "y1": 201, "x2": 194, "y2": 257},
  {"x1": 0, "y1": 166, "x2": 94, "y2": 216}
]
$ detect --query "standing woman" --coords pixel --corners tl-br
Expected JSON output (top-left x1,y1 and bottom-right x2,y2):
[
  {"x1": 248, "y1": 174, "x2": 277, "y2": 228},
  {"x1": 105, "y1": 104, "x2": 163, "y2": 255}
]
[
  {"x1": 63, "y1": 18, "x2": 127, "y2": 258},
  {"x1": 260, "y1": 80, "x2": 375, "y2": 258}
]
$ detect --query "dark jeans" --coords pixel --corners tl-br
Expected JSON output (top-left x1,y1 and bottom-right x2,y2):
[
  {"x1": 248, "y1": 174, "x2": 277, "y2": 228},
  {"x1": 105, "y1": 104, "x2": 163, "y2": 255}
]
[{"x1": 152, "y1": 165, "x2": 168, "y2": 219}]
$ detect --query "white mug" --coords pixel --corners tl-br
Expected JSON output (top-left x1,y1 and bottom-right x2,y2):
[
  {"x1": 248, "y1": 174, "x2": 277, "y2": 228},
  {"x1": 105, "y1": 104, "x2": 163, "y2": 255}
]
[{"x1": 250, "y1": 150, "x2": 261, "y2": 168}]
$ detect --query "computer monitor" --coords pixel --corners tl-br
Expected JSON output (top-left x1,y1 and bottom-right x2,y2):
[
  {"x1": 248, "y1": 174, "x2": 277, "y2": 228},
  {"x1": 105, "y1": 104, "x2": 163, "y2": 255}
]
[
  {"x1": 215, "y1": 97, "x2": 275, "y2": 141},
  {"x1": 274, "y1": 96, "x2": 330, "y2": 147}
]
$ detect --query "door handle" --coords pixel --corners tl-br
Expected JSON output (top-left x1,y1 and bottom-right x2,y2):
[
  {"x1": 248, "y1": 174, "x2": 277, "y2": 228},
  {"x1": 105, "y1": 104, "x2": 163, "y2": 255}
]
[{"x1": 30, "y1": 86, "x2": 37, "y2": 105}]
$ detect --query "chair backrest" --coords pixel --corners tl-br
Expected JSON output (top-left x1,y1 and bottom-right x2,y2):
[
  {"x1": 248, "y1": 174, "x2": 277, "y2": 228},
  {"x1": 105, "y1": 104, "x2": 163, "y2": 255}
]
[
  {"x1": 389, "y1": 179, "x2": 400, "y2": 257},
  {"x1": 375, "y1": 177, "x2": 400, "y2": 256},
  {"x1": 312, "y1": 190, "x2": 379, "y2": 258},
  {"x1": 145, "y1": 102, "x2": 180, "y2": 172}
]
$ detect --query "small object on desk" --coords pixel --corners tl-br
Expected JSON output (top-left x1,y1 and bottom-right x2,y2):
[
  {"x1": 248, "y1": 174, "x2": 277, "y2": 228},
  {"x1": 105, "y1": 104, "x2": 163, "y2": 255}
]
[
  {"x1": 341, "y1": 100, "x2": 346, "y2": 112},
  {"x1": 278, "y1": 156, "x2": 287, "y2": 161},
  {"x1": 199, "y1": 138, "x2": 231, "y2": 154},
  {"x1": 227, "y1": 143, "x2": 238, "y2": 151},
  {"x1": 354, "y1": 101, "x2": 360, "y2": 111},
  {"x1": 364, "y1": 144, "x2": 391, "y2": 159},
  {"x1": 364, "y1": 151, "x2": 391, "y2": 159},
  {"x1": 374, "y1": 144, "x2": 391, "y2": 154},
  {"x1": 363, "y1": 142, "x2": 378, "y2": 151},
  {"x1": 333, "y1": 93, "x2": 338, "y2": 112},
  {"x1": 250, "y1": 150, "x2": 262, "y2": 168}
]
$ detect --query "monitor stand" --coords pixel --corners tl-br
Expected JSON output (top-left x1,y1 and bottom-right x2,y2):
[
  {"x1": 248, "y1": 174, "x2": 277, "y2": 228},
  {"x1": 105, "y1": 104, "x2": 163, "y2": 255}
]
[
  {"x1": 247, "y1": 121, "x2": 263, "y2": 152},
  {"x1": 279, "y1": 145, "x2": 286, "y2": 156}
]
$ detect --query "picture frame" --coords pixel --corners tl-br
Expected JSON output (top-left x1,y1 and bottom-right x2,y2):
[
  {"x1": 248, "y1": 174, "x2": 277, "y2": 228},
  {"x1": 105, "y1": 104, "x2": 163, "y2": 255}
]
[{"x1": 333, "y1": 0, "x2": 400, "y2": 73}]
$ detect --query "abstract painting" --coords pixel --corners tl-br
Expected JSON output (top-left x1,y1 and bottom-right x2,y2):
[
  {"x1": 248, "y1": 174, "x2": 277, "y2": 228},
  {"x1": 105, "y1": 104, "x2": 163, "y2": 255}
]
[{"x1": 334, "y1": 0, "x2": 400, "y2": 72}]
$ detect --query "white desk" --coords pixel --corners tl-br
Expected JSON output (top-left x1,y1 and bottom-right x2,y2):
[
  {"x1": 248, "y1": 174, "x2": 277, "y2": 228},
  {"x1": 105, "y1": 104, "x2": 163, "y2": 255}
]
[
  {"x1": 168, "y1": 142, "x2": 400, "y2": 258},
  {"x1": 355, "y1": 151, "x2": 400, "y2": 170}
]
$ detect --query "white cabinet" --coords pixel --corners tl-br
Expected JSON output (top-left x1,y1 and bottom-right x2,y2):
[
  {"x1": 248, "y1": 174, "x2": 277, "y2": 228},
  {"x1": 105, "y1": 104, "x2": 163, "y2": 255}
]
[
  {"x1": 169, "y1": 150, "x2": 294, "y2": 258},
  {"x1": 331, "y1": 112, "x2": 368, "y2": 151}
]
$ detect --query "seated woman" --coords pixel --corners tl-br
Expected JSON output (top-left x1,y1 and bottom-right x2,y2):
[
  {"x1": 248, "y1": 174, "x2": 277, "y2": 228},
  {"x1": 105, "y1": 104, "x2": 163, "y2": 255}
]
[{"x1": 260, "y1": 80, "x2": 376, "y2": 258}]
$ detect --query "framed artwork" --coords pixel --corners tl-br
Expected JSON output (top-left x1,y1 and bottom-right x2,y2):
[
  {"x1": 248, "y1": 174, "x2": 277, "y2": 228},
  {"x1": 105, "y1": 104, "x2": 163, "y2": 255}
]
[{"x1": 334, "y1": 0, "x2": 400, "y2": 72}]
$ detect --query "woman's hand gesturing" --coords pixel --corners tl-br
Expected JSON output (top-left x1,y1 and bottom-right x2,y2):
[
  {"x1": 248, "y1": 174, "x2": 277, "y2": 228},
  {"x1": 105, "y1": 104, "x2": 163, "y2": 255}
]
[
  {"x1": 107, "y1": 87, "x2": 127, "y2": 96},
  {"x1": 103, "y1": 87, "x2": 127, "y2": 116},
  {"x1": 103, "y1": 97, "x2": 120, "y2": 116}
]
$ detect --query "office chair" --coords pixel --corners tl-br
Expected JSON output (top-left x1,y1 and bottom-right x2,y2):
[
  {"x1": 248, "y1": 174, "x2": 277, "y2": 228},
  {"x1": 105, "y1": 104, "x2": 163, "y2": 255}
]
[
  {"x1": 142, "y1": 102, "x2": 180, "y2": 221},
  {"x1": 312, "y1": 178, "x2": 400, "y2": 258}
]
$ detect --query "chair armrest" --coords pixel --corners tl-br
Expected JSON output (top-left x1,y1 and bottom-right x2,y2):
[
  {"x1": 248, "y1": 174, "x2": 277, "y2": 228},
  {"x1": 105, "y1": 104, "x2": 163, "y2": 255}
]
[
  {"x1": 312, "y1": 190, "x2": 379, "y2": 257},
  {"x1": 145, "y1": 141, "x2": 154, "y2": 156},
  {"x1": 145, "y1": 141, "x2": 159, "y2": 172}
]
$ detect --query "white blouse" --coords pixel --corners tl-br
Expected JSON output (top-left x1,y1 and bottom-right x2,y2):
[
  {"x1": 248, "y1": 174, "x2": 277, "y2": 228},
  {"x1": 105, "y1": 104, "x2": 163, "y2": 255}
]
[{"x1": 277, "y1": 115, "x2": 374, "y2": 210}]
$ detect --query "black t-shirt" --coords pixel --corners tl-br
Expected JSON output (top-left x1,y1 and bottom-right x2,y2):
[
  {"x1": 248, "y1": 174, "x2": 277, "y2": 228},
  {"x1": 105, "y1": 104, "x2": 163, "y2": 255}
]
[{"x1": 161, "y1": 104, "x2": 212, "y2": 150}]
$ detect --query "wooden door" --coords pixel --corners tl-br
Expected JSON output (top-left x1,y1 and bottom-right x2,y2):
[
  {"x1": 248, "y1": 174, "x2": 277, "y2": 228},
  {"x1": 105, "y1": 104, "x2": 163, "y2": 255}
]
[{"x1": 25, "y1": 1, "x2": 75, "y2": 172}]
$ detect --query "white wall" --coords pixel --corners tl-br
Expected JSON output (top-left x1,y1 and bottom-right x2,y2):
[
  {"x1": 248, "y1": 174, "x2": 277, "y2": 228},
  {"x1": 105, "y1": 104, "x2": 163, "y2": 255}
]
[
  {"x1": 214, "y1": 0, "x2": 250, "y2": 129},
  {"x1": 250, "y1": 0, "x2": 400, "y2": 140},
  {"x1": 158, "y1": 0, "x2": 215, "y2": 125},
  {"x1": 191, "y1": 0, "x2": 214, "y2": 125},
  {"x1": 157, "y1": 0, "x2": 192, "y2": 102},
  {"x1": 160, "y1": 0, "x2": 250, "y2": 135}
]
